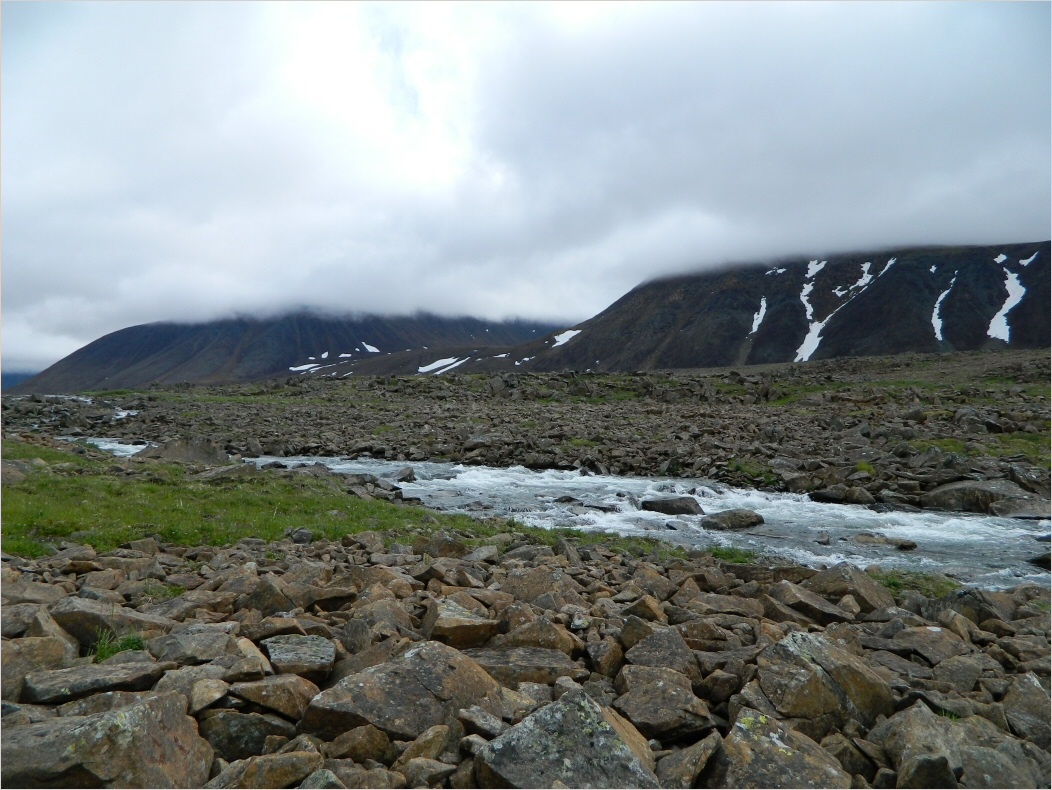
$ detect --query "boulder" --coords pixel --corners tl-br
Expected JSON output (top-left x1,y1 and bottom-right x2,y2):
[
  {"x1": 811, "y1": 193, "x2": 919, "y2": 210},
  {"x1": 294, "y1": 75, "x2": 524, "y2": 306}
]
[
  {"x1": 138, "y1": 437, "x2": 229, "y2": 465},
  {"x1": 490, "y1": 617, "x2": 583, "y2": 656},
  {"x1": 229, "y1": 674, "x2": 320, "y2": 720},
  {"x1": 699, "y1": 508, "x2": 764, "y2": 530},
  {"x1": 1002, "y1": 672, "x2": 1052, "y2": 746},
  {"x1": 810, "y1": 484, "x2": 876, "y2": 505},
  {"x1": 612, "y1": 667, "x2": 714, "y2": 742},
  {"x1": 1, "y1": 691, "x2": 212, "y2": 788},
  {"x1": 474, "y1": 688, "x2": 659, "y2": 788},
  {"x1": 1, "y1": 635, "x2": 79, "y2": 701},
  {"x1": 624, "y1": 628, "x2": 703, "y2": 685},
  {"x1": 920, "y1": 478, "x2": 1043, "y2": 515},
  {"x1": 198, "y1": 710, "x2": 297, "y2": 762},
  {"x1": 654, "y1": 731, "x2": 721, "y2": 788},
  {"x1": 465, "y1": 646, "x2": 590, "y2": 686},
  {"x1": 20, "y1": 660, "x2": 177, "y2": 705},
  {"x1": 641, "y1": 497, "x2": 703, "y2": 516},
  {"x1": 260, "y1": 634, "x2": 335, "y2": 683},
  {"x1": 757, "y1": 631, "x2": 894, "y2": 739},
  {"x1": 301, "y1": 641, "x2": 502, "y2": 741},
  {"x1": 421, "y1": 598, "x2": 500, "y2": 649},
  {"x1": 706, "y1": 707, "x2": 851, "y2": 788},
  {"x1": 768, "y1": 580, "x2": 854, "y2": 625},
  {"x1": 799, "y1": 562, "x2": 895, "y2": 613},
  {"x1": 148, "y1": 629, "x2": 241, "y2": 665},
  {"x1": 204, "y1": 751, "x2": 324, "y2": 789},
  {"x1": 48, "y1": 596, "x2": 177, "y2": 647}
]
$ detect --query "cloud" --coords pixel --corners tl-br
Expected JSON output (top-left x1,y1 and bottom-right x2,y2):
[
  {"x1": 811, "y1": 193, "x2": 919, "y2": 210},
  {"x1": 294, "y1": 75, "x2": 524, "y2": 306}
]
[{"x1": 2, "y1": 1, "x2": 1049, "y2": 371}]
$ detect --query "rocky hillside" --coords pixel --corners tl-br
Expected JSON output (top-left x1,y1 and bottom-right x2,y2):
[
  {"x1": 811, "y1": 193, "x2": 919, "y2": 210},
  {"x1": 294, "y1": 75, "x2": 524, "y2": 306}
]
[
  {"x1": 2, "y1": 519, "x2": 1049, "y2": 788},
  {"x1": 9, "y1": 314, "x2": 559, "y2": 394},
  {"x1": 241, "y1": 240, "x2": 1052, "y2": 379}
]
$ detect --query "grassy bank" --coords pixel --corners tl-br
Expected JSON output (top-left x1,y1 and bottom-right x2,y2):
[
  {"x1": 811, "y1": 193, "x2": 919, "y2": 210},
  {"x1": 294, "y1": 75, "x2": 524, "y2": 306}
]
[{"x1": 0, "y1": 438, "x2": 694, "y2": 562}]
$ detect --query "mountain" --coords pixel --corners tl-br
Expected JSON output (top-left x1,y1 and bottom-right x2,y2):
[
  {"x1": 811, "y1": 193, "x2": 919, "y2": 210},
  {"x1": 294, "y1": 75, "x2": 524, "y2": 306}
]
[
  {"x1": 503, "y1": 240, "x2": 1050, "y2": 372},
  {"x1": 308, "y1": 240, "x2": 1049, "y2": 377},
  {"x1": 10, "y1": 313, "x2": 560, "y2": 393},
  {"x1": 10, "y1": 241, "x2": 1049, "y2": 393}
]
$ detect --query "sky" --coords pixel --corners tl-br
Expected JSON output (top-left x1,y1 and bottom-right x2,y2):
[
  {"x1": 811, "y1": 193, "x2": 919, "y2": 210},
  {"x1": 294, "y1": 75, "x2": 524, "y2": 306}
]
[{"x1": 2, "y1": 1, "x2": 1049, "y2": 373}]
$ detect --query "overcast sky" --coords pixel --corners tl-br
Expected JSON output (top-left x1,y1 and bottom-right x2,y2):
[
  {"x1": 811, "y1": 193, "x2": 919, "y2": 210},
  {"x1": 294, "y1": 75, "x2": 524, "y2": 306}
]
[{"x1": 3, "y1": 1, "x2": 1049, "y2": 372}]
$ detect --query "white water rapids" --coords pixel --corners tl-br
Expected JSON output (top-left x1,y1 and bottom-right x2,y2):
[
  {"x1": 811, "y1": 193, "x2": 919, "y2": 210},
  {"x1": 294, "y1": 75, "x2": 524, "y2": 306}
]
[{"x1": 82, "y1": 438, "x2": 1050, "y2": 589}]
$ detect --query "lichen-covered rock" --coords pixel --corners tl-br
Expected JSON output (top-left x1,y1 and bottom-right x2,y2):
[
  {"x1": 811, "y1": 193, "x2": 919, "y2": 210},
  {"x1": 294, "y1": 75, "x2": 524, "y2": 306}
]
[
  {"x1": 229, "y1": 674, "x2": 320, "y2": 720},
  {"x1": 1, "y1": 635, "x2": 79, "y2": 701},
  {"x1": 260, "y1": 634, "x2": 335, "y2": 683},
  {"x1": 1, "y1": 691, "x2": 213, "y2": 788},
  {"x1": 474, "y1": 688, "x2": 660, "y2": 788},
  {"x1": 799, "y1": 562, "x2": 895, "y2": 613},
  {"x1": 757, "y1": 631, "x2": 894, "y2": 740},
  {"x1": 204, "y1": 750, "x2": 324, "y2": 789},
  {"x1": 48, "y1": 595, "x2": 178, "y2": 646},
  {"x1": 706, "y1": 707, "x2": 851, "y2": 789},
  {"x1": 421, "y1": 598, "x2": 500, "y2": 649},
  {"x1": 465, "y1": 646, "x2": 590, "y2": 686},
  {"x1": 198, "y1": 709, "x2": 297, "y2": 762},
  {"x1": 301, "y1": 641, "x2": 502, "y2": 741},
  {"x1": 624, "y1": 628, "x2": 703, "y2": 686},
  {"x1": 20, "y1": 659, "x2": 177, "y2": 705}
]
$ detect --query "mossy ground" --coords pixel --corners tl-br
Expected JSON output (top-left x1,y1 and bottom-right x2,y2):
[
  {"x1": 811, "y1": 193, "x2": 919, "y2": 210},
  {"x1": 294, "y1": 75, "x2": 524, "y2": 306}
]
[{"x1": 1, "y1": 438, "x2": 693, "y2": 561}]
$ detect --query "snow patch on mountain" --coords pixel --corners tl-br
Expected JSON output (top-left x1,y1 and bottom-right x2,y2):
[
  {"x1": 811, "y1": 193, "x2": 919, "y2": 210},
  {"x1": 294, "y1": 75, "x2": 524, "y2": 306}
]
[
  {"x1": 551, "y1": 329, "x2": 582, "y2": 347},
  {"x1": 1020, "y1": 251, "x2": 1039, "y2": 267},
  {"x1": 765, "y1": 267, "x2": 787, "y2": 276},
  {"x1": 749, "y1": 297, "x2": 767, "y2": 335},
  {"x1": 795, "y1": 260, "x2": 881, "y2": 362},
  {"x1": 289, "y1": 363, "x2": 322, "y2": 372},
  {"x1": 987, "y1": 270, "x2": 1026, "y2": 342},
  {"x1": 994, "y1": 253, "x2": 1008, "y2": 264},
  {"x1": 931, "y1": 270, "x2": 958, "y2": 341},
  {"x1": 418, "y1": 357, "x2": 460, "y2": 373},
  {"x1": 362, "y1": 342, "x2": 380, "y2": 353}
]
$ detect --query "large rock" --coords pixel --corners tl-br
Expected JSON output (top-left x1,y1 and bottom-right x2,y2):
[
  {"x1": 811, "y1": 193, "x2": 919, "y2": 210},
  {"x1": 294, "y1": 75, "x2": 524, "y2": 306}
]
[
  {"x1": 138, "y1": 437, "x2": 229, "y2": 465},
  {"x1": 699, "y1": 508, "x2": 764, "y2": 530},
  {"x1": 756, "y1": 631, "x2": 894, "y2": 740},
  {"x1": 464, "y1": 647, "x2": 590, "y2": 686},
  {"x1": 148, "y1": 629, "x2": 242, "y2": 665},
  {"x1": 204, "y1": 751, "x2": 324, "y2": 789},
  {"x1": 21, "y1": 660, "x2": 177, "y2": 705},
  {"x1": 229, "y1": 674, "x2": 320, "y2": 720},
  {"x1": 48, "y1": 596, "x2": 178, "y2": 647},
  {"x1": 421, "y1": 598, "x2": 500, "y2": 649},
  {"x1": 1, "y1": 691, "x2": 212, "y2": 788},
  {"x1": 706, "y1": 707, "x2": 851, "y2": 788},
  {"x1": 612, "y1": 667, "x2": 714, "y2": 742},
  {"x1": 625, "y1": 628, "x2": 703, "y2": 685},
  {"x1": 769, "y1": 580, "x2": 854, "y2": 625},
  {"x1": 920, "y1": 478, "x2": 1044, "y2": 515},
  {"x1": 474, "y1": 688, "x2": 659, "y2": 788},
  {"x1": 301, "y1": 641, "x2": 502, "y2": 741},
  {"x1": 799, "y1": 562, "x2": 895, "y2": 613},
  {"x1": 1002, "y1": 672, "x2": 1052, "y2": 746},
  {"x1": 641, "y1": 497, "x2": 704, "y2": 516},
  {"x1": 198, "y1": 710, "x2": 296, "y2": 762},
  {"x1": 1, "y1": 635, "x2": 79, "y2": 701},
  {"x1": 260, "y1": 634, "x2": 336, "y2": 683}
]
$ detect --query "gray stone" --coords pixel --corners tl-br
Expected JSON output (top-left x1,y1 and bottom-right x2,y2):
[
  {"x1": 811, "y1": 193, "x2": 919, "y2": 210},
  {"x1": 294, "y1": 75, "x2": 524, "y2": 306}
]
[
  {"x1": 148, "y1": 629, "x2": 241, "y2": 665},
  {"x1": 709, "y1": 707, "x2": 851, "y2": 788},
  {"x1": 474, "y1": 688, "x2": 659, "y2": 788},
  {"x1": 699, "y1": 508, "x2": 764, "y2": 530},
  {"x1": 641, "y1": 497, "x2": 703, "y2": 516},
  {"x1": 301, "y1": 641, "x2": 503, "y2": 741},
  {"x1": 48, "y1": 595, "x2": 177, "y2": 647},
  {"x1": 465, "y1": 646, "x2": 590, "y2": 686},
  {"x1": 1, "y1": 691, "x2": 212, "y2": 788},
  {"x1": 199, "y1": 709, "x2": 297, "y2": 762},
  {"x1": 261, "y1": 634, "x2": 336, "y2": 683},
  {"x1": 654, "y1": 731, "x2": 721, "y2": 788},
  {"x1": 421, "y1": 598, "x2": 500, "y2": 649},
  {"x1": 800, "y1": 562, "x2": 895, "y2": 613},
  {"x1": 20, "y1": 660, "x2": 177, "y2": 705}
]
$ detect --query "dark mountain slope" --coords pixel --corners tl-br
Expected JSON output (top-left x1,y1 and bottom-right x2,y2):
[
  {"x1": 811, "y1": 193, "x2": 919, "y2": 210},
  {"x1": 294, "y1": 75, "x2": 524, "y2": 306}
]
[
  {"x1": 506, "y1": 240, "x2": 1049, "y2": 373},
  {"x1": 12, "y1": 314, "x2": 558, "y2": 393}
]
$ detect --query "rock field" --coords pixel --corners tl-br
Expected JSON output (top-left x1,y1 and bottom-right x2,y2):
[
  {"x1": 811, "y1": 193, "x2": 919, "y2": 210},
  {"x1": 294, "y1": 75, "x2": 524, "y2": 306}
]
[
  {"x1": 2, "y1": 524, "x2": 1050, "y2": 788},
  {"x1": 2, "y1": 349, "x2": 1050, "y2": 788}
]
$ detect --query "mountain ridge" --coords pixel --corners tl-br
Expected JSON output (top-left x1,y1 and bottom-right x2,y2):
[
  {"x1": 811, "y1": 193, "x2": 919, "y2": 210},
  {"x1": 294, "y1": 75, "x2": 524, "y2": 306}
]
[{"x1": 10, "y1": 240, "x2": 1049, "y2": 392}]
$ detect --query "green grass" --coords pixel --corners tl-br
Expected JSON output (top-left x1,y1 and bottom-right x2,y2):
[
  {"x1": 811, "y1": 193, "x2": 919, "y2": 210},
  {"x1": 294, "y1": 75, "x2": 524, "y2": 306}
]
[
  {"x1": 91, "y1": 629, "x2": 145, "y2": 662},
  {"x1": 869, "y1": 569, "x2": 960, "y2": 599},
  {"x1": 854, "y1": 461, "x2": 876, "y2": 475},
  {"x1": 710, "y1": 546, "x2": 757, "y2": 563},
  {"x1": 1, "y1": 438, "x2": 693, "y2": 561}
]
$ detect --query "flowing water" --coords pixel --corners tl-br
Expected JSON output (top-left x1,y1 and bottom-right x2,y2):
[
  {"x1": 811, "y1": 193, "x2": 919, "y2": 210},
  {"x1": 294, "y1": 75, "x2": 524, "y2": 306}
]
[{"x1": 81, "y1": 438, "x2": 1050, "y2": 588}]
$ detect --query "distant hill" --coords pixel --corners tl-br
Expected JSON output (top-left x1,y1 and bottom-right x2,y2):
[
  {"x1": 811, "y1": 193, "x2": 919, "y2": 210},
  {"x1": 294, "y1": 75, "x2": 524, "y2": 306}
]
[
  {"x1": 10, "y1": 313, "x2": 560, "y2": 393},
  {"x1": 1, "y1": 372, "x2": 37, "y2": 391},
  {"x1": 10, "y1": 241, "x2": 1048, "y2": 393},
  {"x1": 322, "y1": 240, "x2": 1050, "y2": 377}
]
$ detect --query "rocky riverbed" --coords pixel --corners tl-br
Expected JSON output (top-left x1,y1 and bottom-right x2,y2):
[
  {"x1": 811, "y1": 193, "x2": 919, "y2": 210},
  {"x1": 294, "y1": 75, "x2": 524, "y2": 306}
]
[
  {"x1": 2, "y1": 524, "x2": 1050, "y2": 788},
  {"x1": 5, "y1": 350, "x2": 1049, "y2": 517},
  {"x1": 2, "y1": 349, "x2": 1049, "y2": 788}
]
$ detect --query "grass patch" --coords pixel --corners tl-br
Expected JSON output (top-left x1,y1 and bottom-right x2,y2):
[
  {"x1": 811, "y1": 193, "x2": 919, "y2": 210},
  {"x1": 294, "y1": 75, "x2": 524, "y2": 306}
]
[
  {"x1": 855, "y1": 461, "x2": 876, "y2": 475},
  {"x1": 869, "y1": 569, "x2": 960, "y2": 599},
  {"x1": 710, "y1": 546, "x2": 757, "y2": 563},
  {"x1": 91, "y1": 629, "x2": 145, "y2": 663},
  {"x1": 2, "y1": 439, "x2": 97, "y2": 468}
]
